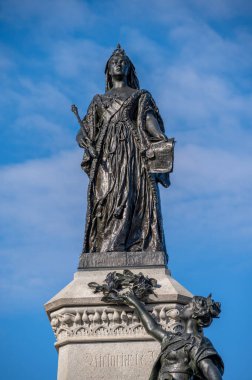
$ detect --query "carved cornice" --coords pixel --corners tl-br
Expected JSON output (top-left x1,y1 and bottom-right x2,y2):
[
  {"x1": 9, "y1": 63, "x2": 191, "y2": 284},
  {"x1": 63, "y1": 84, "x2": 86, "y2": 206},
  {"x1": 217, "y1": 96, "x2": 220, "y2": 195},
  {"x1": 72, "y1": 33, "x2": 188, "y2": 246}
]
[{"x1": 49, "y1": 304, "x2": 185, "y2": 346}]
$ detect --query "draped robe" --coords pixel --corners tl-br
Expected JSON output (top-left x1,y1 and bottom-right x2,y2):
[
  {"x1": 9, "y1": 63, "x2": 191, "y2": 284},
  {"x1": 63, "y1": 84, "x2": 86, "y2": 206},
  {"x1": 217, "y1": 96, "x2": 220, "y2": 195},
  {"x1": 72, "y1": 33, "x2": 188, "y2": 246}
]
[
  {"x1": 149, "y1": 333, "x2": 224, "y2": 380},
  {"x1": 77, "y1": 89, "x2": 169, "y2": 254}
]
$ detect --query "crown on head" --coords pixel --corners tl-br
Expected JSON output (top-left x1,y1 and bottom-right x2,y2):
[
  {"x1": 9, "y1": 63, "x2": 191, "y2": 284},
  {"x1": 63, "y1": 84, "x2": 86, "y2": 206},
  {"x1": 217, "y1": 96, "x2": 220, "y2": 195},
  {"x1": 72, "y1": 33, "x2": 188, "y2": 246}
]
[{"x1": 110, "y1": 43, "x2": 127, "y2": 58}]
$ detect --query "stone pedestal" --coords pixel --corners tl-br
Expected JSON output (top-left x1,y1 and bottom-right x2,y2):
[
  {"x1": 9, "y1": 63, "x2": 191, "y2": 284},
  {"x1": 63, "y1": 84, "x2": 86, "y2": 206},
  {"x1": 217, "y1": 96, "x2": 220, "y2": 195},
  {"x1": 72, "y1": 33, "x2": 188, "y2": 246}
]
[{"x1": 45, "y1": 265, "x2": 192, "y2": 380}]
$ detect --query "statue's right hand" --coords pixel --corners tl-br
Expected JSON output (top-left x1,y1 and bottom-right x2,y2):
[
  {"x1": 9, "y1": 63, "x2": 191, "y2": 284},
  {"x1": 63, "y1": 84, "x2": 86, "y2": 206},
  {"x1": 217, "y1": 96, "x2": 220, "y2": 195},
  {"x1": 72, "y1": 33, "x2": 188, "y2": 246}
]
[
  {"x1": 78, "y1": 137, "x2": 87, "y2": 148},
  {"x1": 123, "y1": 292, "x2": 137, "y2": 306},
  {"x1": 77, "y1": 135, "x2": 97, "y2": 158},
  {"x1": 71, "y1": 104, "x2": 78, "y2": 115},
  {"x1": 88, "y1": 146, "x2": 97, "y2": 159}
]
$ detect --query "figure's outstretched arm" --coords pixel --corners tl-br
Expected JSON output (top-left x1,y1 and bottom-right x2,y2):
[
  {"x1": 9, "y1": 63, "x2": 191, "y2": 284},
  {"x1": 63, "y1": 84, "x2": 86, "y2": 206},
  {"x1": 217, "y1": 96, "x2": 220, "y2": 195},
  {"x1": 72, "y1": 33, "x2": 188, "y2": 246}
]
[
  {"x1": 124, "y1": 293, "x2": 167, "y2": 342},
  {"x1": 198, "y1": 359, "x2": 222, "y2": 380}
]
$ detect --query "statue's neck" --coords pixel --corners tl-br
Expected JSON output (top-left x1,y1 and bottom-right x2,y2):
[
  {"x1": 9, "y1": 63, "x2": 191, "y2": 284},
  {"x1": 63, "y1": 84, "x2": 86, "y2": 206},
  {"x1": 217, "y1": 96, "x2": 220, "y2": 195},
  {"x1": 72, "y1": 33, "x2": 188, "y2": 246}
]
[
  {"x1": 107, "y1": 83, "x2": 136, "y2": 100},
  {"x1": 184, "y1": 319, "x2": 201, "y2": 336},
  {"x1": 111, "y1": 76, "x2": 128, "y2": 89}
]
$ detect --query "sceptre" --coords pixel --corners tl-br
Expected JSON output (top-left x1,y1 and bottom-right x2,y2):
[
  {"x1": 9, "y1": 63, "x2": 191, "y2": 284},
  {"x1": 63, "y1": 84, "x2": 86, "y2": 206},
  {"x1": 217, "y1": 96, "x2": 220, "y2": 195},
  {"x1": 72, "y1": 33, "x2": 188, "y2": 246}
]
[{"x1": 71, "y1": 104, "x2": 97, "y2": 158}]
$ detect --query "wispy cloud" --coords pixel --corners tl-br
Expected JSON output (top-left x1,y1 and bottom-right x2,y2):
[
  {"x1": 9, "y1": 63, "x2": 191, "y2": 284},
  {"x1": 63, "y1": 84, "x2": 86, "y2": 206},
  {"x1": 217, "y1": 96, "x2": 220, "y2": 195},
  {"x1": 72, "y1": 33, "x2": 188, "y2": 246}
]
[
  {"x1": 166, "y1": 144, "x2": 252, "y2": 237},
  {"x1": 0, "y1": 150, "x2": 85, "y2": 237},
  {"x1": 123, "y1": 21, "x2": 252, "y2": 154},
  {"x1": 0, "y1": 0, "x2": 96, "y2": 33},
  {"x1": 0, "y1": 150, "x2": 88, "y2": 307}
]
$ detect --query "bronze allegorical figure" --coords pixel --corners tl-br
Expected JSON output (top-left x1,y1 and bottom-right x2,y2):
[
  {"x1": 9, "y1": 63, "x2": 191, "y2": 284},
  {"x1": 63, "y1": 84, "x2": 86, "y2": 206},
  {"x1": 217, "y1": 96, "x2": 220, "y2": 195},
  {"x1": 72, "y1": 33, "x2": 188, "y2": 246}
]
[
  {"x1": 88, "y1": 271, "x2": 224, "y2": 380},
  {"x1": 124, "y1": 293, "x2": 224, "y2": 380},
  {"x1": 74, "y1": 44, "x2": 174, "y2": 256}
]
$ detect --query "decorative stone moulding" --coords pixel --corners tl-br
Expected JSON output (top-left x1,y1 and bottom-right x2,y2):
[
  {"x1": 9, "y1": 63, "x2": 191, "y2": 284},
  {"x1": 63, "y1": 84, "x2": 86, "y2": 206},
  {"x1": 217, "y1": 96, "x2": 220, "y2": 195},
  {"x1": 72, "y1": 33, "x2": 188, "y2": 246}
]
[{"x1": 50, "y1": 304, "x2": 185, "y2": 347}]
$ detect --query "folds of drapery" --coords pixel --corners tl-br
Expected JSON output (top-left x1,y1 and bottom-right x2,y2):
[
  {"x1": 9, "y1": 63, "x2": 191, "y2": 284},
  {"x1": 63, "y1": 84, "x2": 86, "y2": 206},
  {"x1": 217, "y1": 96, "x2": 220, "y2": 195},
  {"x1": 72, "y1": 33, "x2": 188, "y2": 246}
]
[{"x1": 76, "y1": 90, "x2": 168, "y2": 254}]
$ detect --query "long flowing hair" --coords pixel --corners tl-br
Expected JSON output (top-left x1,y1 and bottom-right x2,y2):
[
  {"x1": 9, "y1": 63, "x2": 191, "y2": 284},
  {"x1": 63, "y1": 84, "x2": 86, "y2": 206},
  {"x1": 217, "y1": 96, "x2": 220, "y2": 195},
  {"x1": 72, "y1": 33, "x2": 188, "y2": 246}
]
[{"x1": 104, "y1": 45, "x2": 140, "y2": 92}]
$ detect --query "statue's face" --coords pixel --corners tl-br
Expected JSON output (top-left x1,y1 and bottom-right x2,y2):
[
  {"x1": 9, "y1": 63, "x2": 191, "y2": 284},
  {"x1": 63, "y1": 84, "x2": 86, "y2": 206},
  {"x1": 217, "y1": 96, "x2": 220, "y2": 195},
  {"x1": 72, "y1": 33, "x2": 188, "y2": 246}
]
[
  {"x1": 179, "y1": 302, "x2": 194, "y2": 320},
  {"x1": 108, "y1": 55, "x2": 130, "y2": 78}
]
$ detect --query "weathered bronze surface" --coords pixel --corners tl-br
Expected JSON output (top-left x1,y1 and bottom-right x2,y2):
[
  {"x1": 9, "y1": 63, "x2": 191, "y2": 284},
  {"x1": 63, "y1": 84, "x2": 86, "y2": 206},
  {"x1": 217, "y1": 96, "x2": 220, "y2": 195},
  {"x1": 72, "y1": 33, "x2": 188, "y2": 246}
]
[
  {"x1": 78, "y1": 251, "x2": 166, "y2": 270},
  {"x1": 88, "y1": 269, "x2": 160, "y2": 303},
  {"x1": 124, "y1": 293, "x2": 224, "y2": 380},
  {"x1": 89, "y1": 272, "x2": 224, "y2": 380},
  {"x1": 73, "y1": 44, "x2": 174, "y2": 258}
]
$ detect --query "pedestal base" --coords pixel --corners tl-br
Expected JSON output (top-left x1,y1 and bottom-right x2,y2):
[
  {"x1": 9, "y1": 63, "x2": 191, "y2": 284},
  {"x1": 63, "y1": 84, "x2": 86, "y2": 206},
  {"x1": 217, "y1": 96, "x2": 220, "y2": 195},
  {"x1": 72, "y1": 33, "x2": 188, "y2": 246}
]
[
  {"x1": 45, "y1": 267, "x2": 192, "y2": 380},
  {"x1": 58, "y1": 341, "x2": 160, "y2": 380}
]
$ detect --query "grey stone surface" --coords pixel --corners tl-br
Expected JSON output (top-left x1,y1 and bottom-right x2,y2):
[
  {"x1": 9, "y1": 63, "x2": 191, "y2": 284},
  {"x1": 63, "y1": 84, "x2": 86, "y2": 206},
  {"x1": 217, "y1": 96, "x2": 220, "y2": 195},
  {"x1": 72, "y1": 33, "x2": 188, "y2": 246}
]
[
  {"x1": 45, "y1": 268, "x2": 192, "y2": 313},
  {"x1": 45, "y1": 268, "x2": 192, "y2": 379},
  {"x1": 57, "y1": 341, "x2": 160, "y2": 380}
]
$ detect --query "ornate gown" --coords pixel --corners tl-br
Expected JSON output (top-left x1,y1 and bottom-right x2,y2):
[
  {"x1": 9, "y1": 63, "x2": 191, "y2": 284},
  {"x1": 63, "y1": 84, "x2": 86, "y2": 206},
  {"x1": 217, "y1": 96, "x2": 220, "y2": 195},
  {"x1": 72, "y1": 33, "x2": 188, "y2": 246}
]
[{"x1": 77, "y1": 89, "x2": 169, "y2": 254}]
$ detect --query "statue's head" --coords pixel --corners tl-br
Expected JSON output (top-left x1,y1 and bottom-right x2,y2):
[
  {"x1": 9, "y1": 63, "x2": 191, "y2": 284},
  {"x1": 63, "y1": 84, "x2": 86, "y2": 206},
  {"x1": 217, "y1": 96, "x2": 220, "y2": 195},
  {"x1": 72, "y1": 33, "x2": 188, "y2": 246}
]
[
  {"x1": 105, "y1": 44, "x2": 140, "y2": 91},
  {"x1": 180, "y1": 294, "x2": 221, "y2": 328}
]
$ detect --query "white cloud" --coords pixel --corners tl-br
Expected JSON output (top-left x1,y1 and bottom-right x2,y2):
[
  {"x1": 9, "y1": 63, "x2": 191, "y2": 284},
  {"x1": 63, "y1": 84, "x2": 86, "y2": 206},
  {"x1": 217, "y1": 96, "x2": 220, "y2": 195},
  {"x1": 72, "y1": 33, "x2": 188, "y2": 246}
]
[
  {"x1": 161, "y1": 144, "x2": 252, "y2": 248},
  {"x1": 49, "y1": 39, "x2": 111, "y2": 98},
  {"x1": 0, "y1": 150, "x2": 88, "y2": 307},
  {"x1": 15, "y1": 79, "x2": 70, "y2": 113},
  {"x1": 0, "y1": 0, "x2": 96, "y2": 32},
  {"x1": 121, "y1": 24, "x2": 252, "y2": 154},
  {"x1": 191, "y1": 0, "x2": 252, "y2": 19},
  {"x1": 0, "y1": 69, "x2": 76, "y2": 155},
  {"x1": 174, "y1": 144, "x2": 252, "y2": 195},
  {"x1": 0, "y1": 149, "x2": 85, "y2": 237}
]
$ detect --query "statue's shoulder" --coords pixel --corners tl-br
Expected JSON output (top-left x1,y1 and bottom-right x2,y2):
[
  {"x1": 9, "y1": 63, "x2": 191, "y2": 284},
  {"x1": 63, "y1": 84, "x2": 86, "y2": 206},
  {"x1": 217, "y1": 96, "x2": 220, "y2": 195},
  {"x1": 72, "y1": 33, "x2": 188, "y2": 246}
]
[
  {"x1": 86, "y1": 94, "x2": 105, "y2": 112},
  {"x1": 90, "y1": 94, "x2": 103, "y2": 104},
  {"x1": 139, "y1": 89, "x2": 157, "y2": 102},
  {"x1": 190, "y1": 336, "x2": 220, "y2": 359},
  {"x1": 139, "y1": 89, "x2": 151, "y2": 96}
]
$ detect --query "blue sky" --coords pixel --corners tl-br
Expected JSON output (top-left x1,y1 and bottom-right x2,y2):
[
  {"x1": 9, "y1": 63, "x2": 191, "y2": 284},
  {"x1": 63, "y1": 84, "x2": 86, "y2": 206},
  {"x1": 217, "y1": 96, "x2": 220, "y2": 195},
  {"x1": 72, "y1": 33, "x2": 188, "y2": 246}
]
[{"x1": 0, "y1": 0, "x2": 252, "y2": 379}]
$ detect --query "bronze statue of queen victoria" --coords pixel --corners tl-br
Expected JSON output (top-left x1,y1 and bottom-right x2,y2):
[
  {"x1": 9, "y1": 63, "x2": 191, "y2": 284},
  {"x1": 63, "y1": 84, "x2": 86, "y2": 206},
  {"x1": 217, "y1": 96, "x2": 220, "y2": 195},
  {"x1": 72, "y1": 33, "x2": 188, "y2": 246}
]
[{"x1": 74, "y1": 45, "x2": 174, "y2": 255}]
